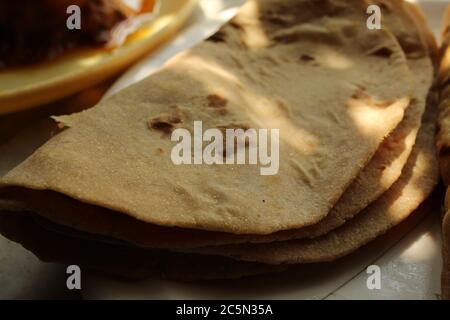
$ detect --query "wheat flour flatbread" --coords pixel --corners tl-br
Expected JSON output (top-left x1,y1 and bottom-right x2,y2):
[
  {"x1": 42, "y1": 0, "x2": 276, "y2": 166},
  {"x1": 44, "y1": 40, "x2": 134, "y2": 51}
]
[
  {"x1": 0, "y1": 0, "x2": 440, "y2": 284},
  {"x1": 0, "y1": 0, "x2": 433, "y2": 249},
  {"x1": 185, "y1": 99, "x2": 439, "y2": 264},
  {"x1": 0, "y1": 196, "x2": 435, "y2": 282},
  {"x1": 0, "y1": 90, "x2": 438, "y2": 267},
  {"x1": 0, "y1": 64, "x2": 429, "y2": 249},
  {"x1": 0, "y1": 0, "x2": 412, "y2": 235},
  {"x1": 0, "y1": 211, "x2": 286, "y2": 281}
]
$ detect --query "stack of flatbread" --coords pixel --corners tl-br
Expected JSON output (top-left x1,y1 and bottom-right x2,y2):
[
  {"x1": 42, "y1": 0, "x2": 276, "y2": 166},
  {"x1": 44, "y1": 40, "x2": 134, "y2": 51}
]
[{"x1": 0, "y1": 0, "x2": 441, "y2": 283}]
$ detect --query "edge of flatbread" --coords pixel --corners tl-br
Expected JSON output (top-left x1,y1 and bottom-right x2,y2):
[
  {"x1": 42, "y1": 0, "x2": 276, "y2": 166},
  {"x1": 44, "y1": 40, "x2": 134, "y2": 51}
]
[
  {"x1": 184, "y1": 97, "x2": 439, "y2": 264},
  {"x1": 438, "y1": 4, "x2": 450, "y2": 301}
]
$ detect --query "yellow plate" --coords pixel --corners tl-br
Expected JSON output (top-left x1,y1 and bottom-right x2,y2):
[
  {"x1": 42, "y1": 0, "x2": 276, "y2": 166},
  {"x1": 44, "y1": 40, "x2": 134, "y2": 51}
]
[{"x1": 0, "y1": 0, "x2": 197, "y2": 116}]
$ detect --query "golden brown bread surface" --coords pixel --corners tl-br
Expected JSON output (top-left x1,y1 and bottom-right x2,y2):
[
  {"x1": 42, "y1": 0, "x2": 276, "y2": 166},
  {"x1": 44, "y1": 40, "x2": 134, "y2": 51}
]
[
  {"x1": 0, "y1": 0, "x2": 413, "y2": 235},
  {"x1": 2, "y1": 96, "x2": 438, "y2": 268},
  {"x1": 184, "y1": 97, "x2": 439, "y2": 264},
  {"x1": 0, "y1": 0, "x2": 435, "y2": 249},
  {"x1": 0, "y1": 0, "x2": 440, "y2": 283}
]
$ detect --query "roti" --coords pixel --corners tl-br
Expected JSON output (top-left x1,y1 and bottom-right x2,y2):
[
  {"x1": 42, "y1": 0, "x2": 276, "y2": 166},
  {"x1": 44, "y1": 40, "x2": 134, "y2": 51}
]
[
  {"x1": 0, "y1": 0, "x2": 434, "y2": 249},
  {"x1": 0, "y1": 211, "x2": 287, "y2": 281},
  {"x1": 0, "y1": 62, "x2": 430, "y2": 249},
  {"x1": 0, "y1": 0, "x2": 439, "y2": 283},
  {"x1": 187, "y1": 100, "x2": 439, "y2": 264},
  {"x1": 0, "y1": 0, "x2": 412, "y2": 234}
]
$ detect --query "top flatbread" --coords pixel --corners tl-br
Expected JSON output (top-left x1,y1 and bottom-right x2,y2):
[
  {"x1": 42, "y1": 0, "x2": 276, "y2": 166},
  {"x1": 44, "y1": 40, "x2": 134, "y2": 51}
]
[{"x1": 0, "y1": 0, "x2": 412, "y2": 234}]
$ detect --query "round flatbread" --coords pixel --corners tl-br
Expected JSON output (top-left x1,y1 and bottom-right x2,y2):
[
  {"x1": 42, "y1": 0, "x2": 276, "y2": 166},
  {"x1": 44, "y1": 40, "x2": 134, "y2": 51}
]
[
  {"x1": 0, "y1": 0, "x2": 413, "y2": 234},
  {"x1": 186, "y1": 100, "x2": 439, "y2": 264},
  {"x1": 0, "y1": 0, "x2": 433, "y2": 249}
]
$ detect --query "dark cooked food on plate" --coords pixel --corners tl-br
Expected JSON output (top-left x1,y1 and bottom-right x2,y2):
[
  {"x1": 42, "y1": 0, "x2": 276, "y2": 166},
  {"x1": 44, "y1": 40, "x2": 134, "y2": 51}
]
[{"x1": 0, "y1": 0, "x2": 157, "y2": 68}]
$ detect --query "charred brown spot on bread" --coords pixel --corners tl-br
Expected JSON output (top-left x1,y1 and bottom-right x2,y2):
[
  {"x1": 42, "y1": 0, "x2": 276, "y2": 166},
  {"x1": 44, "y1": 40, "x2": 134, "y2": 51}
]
[
  {"x1": 149, "y1": 120, "x2": 175, "y2": 135},
  {"x1": 351, "y1": 89, "x2": 370, "y2": 100},
  {"x1": 207, "y1": 94, "x2": 228, "y2": 116},
  {"x1": 207, "y1": 30, "x2": 227, "y2": 43},
  {"x1": 148, "y1": 111, "x2": 183, "y2": 135},
  {"x1": 369, "y1": 46, "x2": 394, "y2": 59},
  {"x1": 217, "y1": 123, "x2": 251, "y2": 132},
  {"x1": 300, "y1": 54, "x2": 315, "y2": 62},
  {"x1": 216, "y1": 108, "x2": 229, "y2": 116},
  {"x1": 207, "y1": 94, "x2": 228, "y2": 108}
]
